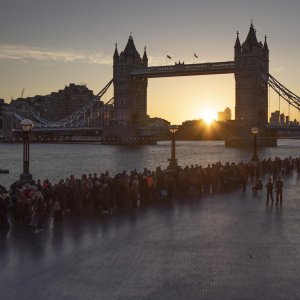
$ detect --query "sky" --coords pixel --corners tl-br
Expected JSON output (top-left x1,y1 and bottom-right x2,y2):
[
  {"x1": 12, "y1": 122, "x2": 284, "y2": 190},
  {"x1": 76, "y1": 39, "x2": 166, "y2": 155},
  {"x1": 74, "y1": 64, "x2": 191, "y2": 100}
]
[{"x1": 0, "y1": 0, "x2": 299, "y2": 124}]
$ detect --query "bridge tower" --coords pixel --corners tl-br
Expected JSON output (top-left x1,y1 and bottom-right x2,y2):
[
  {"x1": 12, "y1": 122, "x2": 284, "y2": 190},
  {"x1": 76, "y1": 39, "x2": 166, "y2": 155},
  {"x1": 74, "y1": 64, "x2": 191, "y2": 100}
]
[
  {"x1": 112, "y1": 35, "x2": 148, "y2": 128},
  {"x1": 234, "y1": 23, "x2": 269, "y2": 127}
]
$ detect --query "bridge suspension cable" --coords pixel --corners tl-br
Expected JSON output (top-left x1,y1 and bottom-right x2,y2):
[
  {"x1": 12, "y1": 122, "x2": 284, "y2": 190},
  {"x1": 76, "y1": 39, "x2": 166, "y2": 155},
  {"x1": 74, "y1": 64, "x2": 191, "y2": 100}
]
[
  {"x1": 261, "y1": 73, "x2": 300, "y2": 111},
  {"x1": 96, "y1": 79, "x2": 113, "y2": 97},
  {"x1": 50, "y1": 79, "x2": 113, "y2": 127},
  {"x1": 14, "y1": 79, "x2": 114, "y2": 129},
  {"x1": 278, "y1": 87, "x2": 281, "y2": 113},
  {"x1": 14, "y1": 113, "x2": 42, "y2": 128}
]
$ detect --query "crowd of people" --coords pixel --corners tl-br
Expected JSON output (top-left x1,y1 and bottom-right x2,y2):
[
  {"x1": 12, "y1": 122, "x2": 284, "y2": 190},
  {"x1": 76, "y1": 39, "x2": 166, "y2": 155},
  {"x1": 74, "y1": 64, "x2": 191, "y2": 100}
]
[{"x1": 1, "y1": 156, "x2": 299, "y2": 232}]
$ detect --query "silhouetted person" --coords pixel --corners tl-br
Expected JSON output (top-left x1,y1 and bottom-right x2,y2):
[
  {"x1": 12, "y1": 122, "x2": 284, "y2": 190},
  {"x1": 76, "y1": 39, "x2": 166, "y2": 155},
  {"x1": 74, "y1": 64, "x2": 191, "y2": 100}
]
[
  {"x1": 252, "y1": 179, "x2": 263, "y2": 195},
  {"x1": 34, "y1": 191, "x2": 45, "y2": 232},
  {"x1": 0, "y1": 191, "x2": 10, "y2": 231},
  {"x1": 239, "y1": 166, "x2": 247, "y2": 193},
  {"x1": 275, "y1": 176, "x2": 283, "y2": 206},
  {"x1": 255, "y1": 165, "x2": 260, "y2": 181},
  {"x1": 266, "y1": 178, "x2": 274, "y2": 205},
  {"x1": 53, "y1": 198, "x2": 62, "y2": 220}
]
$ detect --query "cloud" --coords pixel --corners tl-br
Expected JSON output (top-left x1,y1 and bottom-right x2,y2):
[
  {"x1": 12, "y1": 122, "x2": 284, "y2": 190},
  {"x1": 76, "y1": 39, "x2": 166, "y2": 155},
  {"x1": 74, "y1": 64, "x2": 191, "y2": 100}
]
[
  {"x1": 0, "y1": 44, "x2": 112, "y2": 65},
  {"x1": 0, "y1": 44, "x2": 185, "y2": 67}
]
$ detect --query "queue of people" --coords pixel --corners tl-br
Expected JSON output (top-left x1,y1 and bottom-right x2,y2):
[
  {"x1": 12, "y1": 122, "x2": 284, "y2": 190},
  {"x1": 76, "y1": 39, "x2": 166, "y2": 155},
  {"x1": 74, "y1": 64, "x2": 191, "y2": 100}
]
[{"x1": 1, "y1": 155, "x2": 299, "y2": 231}]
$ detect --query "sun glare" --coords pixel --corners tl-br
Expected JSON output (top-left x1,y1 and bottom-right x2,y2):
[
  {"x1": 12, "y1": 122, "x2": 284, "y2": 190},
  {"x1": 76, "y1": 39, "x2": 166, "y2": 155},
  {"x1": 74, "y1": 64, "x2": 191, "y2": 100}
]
[{"x1": 201, "y1": 109, "x2": 216, "y2": 125}]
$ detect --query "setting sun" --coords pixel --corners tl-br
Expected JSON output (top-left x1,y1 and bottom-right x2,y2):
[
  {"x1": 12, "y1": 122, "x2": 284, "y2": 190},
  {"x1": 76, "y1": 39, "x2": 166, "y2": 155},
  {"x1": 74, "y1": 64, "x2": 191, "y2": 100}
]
[{"x1": 200, "y1": 108, "x2": 217, "y2": 125}]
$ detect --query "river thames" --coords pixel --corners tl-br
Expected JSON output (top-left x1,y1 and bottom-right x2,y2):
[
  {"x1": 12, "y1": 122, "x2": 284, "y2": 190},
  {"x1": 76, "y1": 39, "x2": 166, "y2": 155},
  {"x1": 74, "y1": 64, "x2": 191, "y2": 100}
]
[{"x1": 1, "y1": 139, "x2": 299, "y2": 188}]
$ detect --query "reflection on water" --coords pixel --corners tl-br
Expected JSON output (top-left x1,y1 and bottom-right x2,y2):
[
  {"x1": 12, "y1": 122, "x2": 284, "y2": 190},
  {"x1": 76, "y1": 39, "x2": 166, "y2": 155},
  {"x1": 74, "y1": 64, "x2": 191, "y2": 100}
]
[{"x1": 1, "y1": 139, "x2": 299, "y2": 188}]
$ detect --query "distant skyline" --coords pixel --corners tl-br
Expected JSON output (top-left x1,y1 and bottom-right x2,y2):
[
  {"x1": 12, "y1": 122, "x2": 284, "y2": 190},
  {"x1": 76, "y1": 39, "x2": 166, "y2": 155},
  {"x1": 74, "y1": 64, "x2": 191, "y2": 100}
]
[{"x1": 0, "y1": 0, "x2": 299, "y2": 124}]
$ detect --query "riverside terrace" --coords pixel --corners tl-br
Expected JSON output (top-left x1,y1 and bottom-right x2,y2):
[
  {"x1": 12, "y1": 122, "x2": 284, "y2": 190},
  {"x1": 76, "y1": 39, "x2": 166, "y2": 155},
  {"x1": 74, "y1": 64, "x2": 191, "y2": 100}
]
[{"x1": 0, "y1": 172, "x2": 300, "y2": 299}]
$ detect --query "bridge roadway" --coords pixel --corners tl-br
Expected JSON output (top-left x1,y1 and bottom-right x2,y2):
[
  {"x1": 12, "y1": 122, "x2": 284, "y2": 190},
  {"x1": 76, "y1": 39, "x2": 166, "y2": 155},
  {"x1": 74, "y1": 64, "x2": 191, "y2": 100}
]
[
  {"x1": 1, "y1": 173, "x2": 300, "y2": 299},
  {"x1": 267, "y1": 125, "x2": 300, "y2": 131},
  {"x1": 13, "y1": 127, "x2": 103, "y2": 136},
  {"x1": 131, "y1": 61, "x2": 235, "y2": 78}
]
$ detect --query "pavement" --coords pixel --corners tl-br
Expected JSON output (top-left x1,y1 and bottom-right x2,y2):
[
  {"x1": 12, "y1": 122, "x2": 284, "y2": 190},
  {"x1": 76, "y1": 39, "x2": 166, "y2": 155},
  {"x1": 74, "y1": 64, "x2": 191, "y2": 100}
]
[{"x1": 0, "y1": 173, "x2": 300, "y2": 300}]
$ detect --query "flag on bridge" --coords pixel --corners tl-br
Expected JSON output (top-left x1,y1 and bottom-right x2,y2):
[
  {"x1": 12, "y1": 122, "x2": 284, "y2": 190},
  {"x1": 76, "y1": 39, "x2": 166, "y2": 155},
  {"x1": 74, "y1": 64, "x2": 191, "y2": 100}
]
[
  {"x1": 166, "y1": 55, "x2": 172, "y2": 59},
  {"x1": 194, "y1": 53, "x2": 198, "y2": 58}
]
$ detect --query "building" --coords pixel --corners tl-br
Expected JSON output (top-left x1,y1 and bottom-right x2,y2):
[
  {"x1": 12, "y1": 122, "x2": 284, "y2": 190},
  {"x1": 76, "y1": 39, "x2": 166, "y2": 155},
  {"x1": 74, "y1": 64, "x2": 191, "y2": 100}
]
[
  {"x1": 0, "y1": 99, "x2": 5, "y2": 131},
  {"x1": 280, "y1": 113, "x2": 285, "y2": 125},
  {"x1": 269, "y1": 111, "x2": 292, "y2": 126},
  {"x1": 148, "y1": 117, "x2": 170, "y2": 128},
  {"x1": 234, "y1": 23, "x2": 269, "y2": 127},
  {"x1": 218, "y1": 112, "x2": 224, "y2": 121},
  {"x1": 218, "y1": 107, "x2": 232, "y2": 121},
  {"x1": 270, "y1": 111, "x2": 280, "y2": 125},
  {"x1": 1, "y1": 84, "x2": 100, "y2": 140},
  {"x1": 285, "y1": 116, "x2": 290, "y2": 125},
  {"x1": 139, "y1": 117, "x2": 170, "y2": 138},
  {"x1": 33, "y1": 84, "x2": 96, "y2": 121}
]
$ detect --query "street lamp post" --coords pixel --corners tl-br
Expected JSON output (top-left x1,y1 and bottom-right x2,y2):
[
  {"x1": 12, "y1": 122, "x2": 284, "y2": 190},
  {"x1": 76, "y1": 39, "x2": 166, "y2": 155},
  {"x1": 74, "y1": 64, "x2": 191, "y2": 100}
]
[
  {"x1": 251, "y1": 127, "x2": 259, "y2": 162},
  {"x1": 20, "y1": 119, "x2": 34, "y2": 183},
  {"x1": 168, "y1": 125, "x2": 179, "y2": 169}
]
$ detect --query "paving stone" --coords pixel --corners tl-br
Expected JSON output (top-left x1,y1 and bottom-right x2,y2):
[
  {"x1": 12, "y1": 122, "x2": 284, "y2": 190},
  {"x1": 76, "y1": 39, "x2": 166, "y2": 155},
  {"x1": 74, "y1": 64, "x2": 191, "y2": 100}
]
[{"x1": 0, "y1": 173, "x2": 299, "y2": 299}]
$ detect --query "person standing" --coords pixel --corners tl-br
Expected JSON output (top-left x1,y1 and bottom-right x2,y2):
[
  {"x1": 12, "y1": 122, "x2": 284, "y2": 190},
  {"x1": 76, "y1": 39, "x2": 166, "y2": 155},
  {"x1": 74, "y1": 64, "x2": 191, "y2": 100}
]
[
  {"x1": 275, "y1": 176, "x2": 283, "y2": 206},
  {"x1": 266, "y1": 178, "x2": 274, "y2": 206},
  {"x1": 239, "y1": 164, "x2": 247, "y2": 193},
  {"x1": 0, "y1": 190, "x2": 10, "y2": 230},
  {"x1": 34, "y1": 191, "x2": 45, "y2": 233},
  {"x1": 53, "y1": 197, "x2": 62, "y2": 220}
]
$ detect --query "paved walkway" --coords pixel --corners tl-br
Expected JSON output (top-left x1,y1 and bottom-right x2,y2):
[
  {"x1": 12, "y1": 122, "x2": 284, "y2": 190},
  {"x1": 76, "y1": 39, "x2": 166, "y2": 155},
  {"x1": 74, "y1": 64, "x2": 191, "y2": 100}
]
[{"x1": 1, "y1": 173, "x2": 300, "y2": 300}]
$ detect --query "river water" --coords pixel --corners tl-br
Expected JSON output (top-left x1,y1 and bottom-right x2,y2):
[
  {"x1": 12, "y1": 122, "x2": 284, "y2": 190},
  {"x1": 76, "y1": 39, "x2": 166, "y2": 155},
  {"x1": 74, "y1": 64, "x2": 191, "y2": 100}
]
[{"x1": 0, "y1": 140, "x2": 299, "y2": 189}]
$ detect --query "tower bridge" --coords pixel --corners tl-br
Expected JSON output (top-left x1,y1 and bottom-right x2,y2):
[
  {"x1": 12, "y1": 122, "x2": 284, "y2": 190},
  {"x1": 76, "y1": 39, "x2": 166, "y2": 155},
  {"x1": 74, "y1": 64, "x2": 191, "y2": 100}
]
[
  {"x1": 106, "y1": 23, "x2": 270, "y2": 141},
  {"x1": 8, "y1": 23, "x2": 300, "y2": 144},
  {"x1": 107, "y1": 23, "x2": 300, "y2": 144}
]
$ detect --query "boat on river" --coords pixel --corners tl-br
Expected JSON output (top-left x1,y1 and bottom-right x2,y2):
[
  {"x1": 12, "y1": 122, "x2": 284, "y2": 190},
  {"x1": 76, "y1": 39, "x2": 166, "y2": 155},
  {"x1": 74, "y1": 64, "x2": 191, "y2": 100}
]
[{"x1": 0, "y1": 169, "x2": 9, "y2": 174}]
